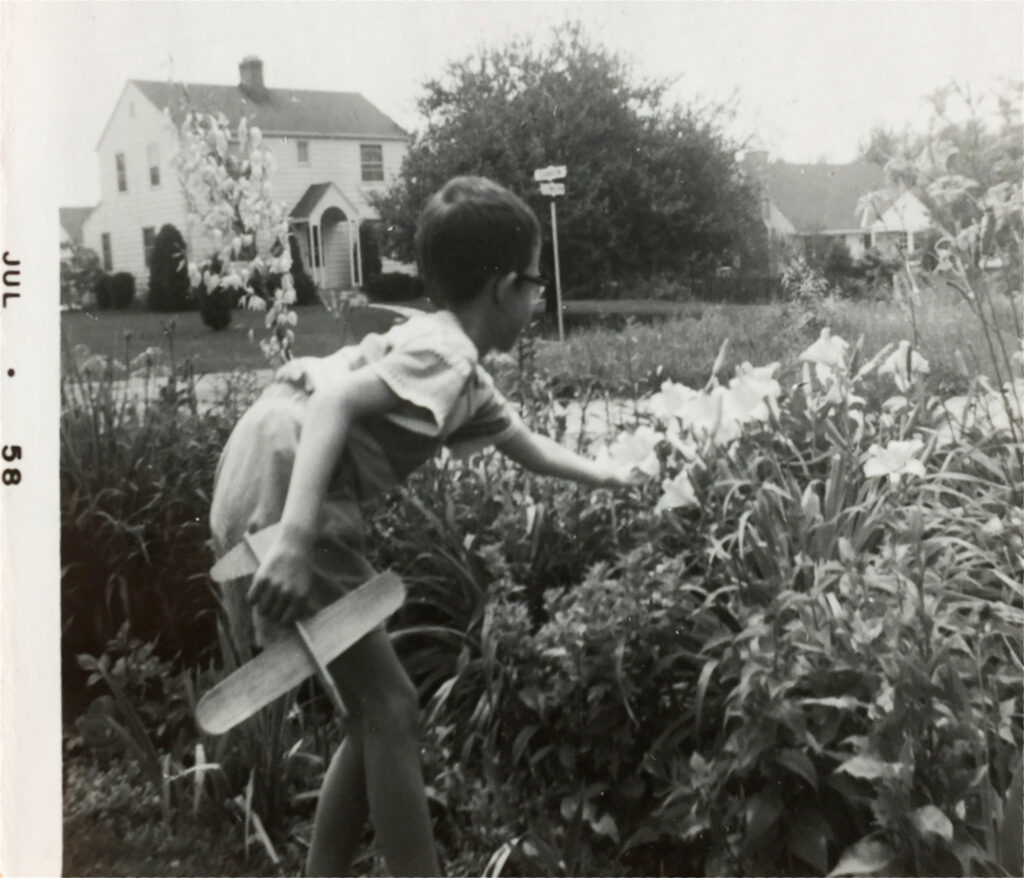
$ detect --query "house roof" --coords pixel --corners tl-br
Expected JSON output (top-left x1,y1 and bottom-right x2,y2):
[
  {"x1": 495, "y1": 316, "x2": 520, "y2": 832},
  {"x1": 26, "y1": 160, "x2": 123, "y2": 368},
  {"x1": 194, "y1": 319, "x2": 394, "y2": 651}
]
[
  {"x1": 130, "y1": 79, "x2": 408, "y2": 140},
  {"x1": 763, "y1": 161, "x2": 885, "y2": 233},
  {"x1": 290, "y1": 183, "x2": 334, "y2": 219},
  {"x1": 59, "y1": 206, "x2": 94, "y2": 242}
]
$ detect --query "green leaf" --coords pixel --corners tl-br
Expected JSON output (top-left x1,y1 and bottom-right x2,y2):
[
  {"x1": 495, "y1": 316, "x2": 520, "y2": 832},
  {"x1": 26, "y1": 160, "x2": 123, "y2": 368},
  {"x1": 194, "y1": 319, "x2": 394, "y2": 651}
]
[
  {"x1": 912, "y1": 805, "x2": 954, "y2": 842},
  {"x1": 787, "y1": 809, "x2": 831, "y2": 874},
  {"x1": 835, "y1": 755, "x2": 901, "y2": 781},
  {"x1": 828, "y1": 836, "x2": 894, "y2": 876},
  {"x1": 512, "y1": 724, "x2": 540, "y2": 766},
  {"x1": 745, "y1": 788, "x2": 784, "y2": 846},
  {"x1": 776, "y1": 748, "x2": 819, "y2": 792}
]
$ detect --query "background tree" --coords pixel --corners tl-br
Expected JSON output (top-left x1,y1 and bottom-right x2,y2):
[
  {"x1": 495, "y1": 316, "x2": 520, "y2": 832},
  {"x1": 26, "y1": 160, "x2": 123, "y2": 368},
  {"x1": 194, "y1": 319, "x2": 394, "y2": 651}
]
[
  {"x1": 60, "y1": 244, "x2": 102, "y2": 309},
  {"x1": 372, "y1": 23, "x2": 763, "y2": 296},
  {"x1": 147, "y1": 223, "x2": 193, "y2": 312},
  {"x1": 858, "y1": 79, "x2": 1022, "y2": 281},
  {"x1": 858, "y1": 124, "x2": 903, "y2": 167}
]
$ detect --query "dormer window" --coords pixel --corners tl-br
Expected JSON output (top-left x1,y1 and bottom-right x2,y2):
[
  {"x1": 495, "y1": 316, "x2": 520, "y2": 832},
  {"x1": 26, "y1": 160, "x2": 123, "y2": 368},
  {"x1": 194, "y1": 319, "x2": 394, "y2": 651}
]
[
  {"x1": 297, "y1": 140, "x2": 309, "y2": 165},
  {"x1": 360, "y1": 144, "x2": 384, "y2": 182},
  {"x1": 116, "y1": 153, "x2": 127, "y2": 192}
]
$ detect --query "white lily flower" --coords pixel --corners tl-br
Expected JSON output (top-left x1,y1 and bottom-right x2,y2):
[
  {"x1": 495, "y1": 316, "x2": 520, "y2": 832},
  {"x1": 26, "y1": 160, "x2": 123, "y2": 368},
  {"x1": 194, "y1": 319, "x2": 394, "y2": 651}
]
[
  {"x1": 246, "y1": 295, "x2": 267, "y2": 312},
  {"x1": 655, "y1": 470, "x2": 699, "y2": 512},
  {"x1": 648, "y1": 379, "x2": 700, "y2": 422},
  {"x1": 799, "y1": 328, "x2": 849, "y2": 383},
  {"x1": 878, "y1": 340, "x2": 930, "y2": 392},
  {"x1": 601, "y1": 426, "x2": 663, "y2": 478},
  {"x1": 863, "y1": 439, "x2": 926, "y2": 483},
  {"x1": 677, "y1": 386, "x2": 743, "y2": 446},
  {"x1": 727, "y1": 362, "x2": 781, "y2": 423}
]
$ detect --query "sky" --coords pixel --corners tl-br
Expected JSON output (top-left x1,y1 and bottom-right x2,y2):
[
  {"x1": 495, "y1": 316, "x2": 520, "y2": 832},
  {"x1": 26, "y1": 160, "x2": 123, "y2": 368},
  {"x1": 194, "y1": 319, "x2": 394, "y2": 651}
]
[{"x1": 8, "y1": 0, "x2": 1023, "y2": 207}]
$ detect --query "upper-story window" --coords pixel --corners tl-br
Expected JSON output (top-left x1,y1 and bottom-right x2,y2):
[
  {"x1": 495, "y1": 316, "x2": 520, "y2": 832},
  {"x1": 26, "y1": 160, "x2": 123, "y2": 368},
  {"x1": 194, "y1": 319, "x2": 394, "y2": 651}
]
[
  {"x1": 115, "y1": 153, "x2": 127, "y2": 192},
  {"x1": 297, "y1": 140, "x2": 309, "y2": 165},
  {"x1": 360, "y1": 144, "x2": 384, "y2": 182},
  {"x1": 101, "y1": 233, "x2": 113, "y2": 271},
  {"x1": 147, "y1": 144, "x2": 161, "y2": 187}
]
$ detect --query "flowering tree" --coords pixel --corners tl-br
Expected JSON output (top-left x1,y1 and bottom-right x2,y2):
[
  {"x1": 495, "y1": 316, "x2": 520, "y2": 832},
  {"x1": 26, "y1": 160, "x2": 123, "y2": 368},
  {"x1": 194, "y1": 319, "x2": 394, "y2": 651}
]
[{"x1": 171, "y1": 108, "x2": 298, "y2": 363}]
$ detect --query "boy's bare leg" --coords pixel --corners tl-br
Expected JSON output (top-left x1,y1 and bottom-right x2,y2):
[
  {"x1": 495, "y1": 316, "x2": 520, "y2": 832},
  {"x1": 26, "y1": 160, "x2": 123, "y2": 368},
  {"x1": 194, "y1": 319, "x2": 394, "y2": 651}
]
[
  {"x1": 306, "y1": 627, "x2": 439, "y2": 877},
  {"x1": 304, "y1": 730, "x2": 368, "y2": 876}
]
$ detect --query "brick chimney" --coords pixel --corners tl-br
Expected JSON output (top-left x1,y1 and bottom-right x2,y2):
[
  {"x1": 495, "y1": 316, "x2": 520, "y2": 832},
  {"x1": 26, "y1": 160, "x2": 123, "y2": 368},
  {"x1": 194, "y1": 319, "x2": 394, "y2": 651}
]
[{"x1": 239, "y1": 56, "x2": 267, "y2": 101}]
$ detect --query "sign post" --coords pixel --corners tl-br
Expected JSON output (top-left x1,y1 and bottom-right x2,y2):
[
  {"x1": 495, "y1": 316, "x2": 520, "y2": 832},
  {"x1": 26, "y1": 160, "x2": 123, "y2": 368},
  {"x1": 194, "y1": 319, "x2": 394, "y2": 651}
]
[{"x1": 533, "y1": 166, "x2": 567, "y2": 341}]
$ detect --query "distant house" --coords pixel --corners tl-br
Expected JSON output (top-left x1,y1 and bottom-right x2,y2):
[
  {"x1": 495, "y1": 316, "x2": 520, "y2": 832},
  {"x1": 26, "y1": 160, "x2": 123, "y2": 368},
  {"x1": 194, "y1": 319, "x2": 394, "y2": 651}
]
[
  {"x1": 82, "y1": 57, "x2": 409, "y2": 291},
  {"x1": 741, "y1": 151, "x2": 935, "y2": 270},
  {"x1": 60, "y1": 206, "x2": 94, "y2": 260}
]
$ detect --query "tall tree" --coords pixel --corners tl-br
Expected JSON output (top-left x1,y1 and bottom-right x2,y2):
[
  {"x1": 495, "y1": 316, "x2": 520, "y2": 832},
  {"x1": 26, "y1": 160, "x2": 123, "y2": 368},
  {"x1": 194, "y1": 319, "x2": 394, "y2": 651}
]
[{"x1": 372, "y1": 23, "x2": 763, "y2": 294}]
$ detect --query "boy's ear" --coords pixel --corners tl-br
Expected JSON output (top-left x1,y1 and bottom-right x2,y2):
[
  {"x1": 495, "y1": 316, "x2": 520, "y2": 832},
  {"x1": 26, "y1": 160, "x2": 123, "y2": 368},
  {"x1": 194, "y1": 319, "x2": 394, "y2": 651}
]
[{"x1": 492, "y1": 271, "x2": 519, "y2": 305}]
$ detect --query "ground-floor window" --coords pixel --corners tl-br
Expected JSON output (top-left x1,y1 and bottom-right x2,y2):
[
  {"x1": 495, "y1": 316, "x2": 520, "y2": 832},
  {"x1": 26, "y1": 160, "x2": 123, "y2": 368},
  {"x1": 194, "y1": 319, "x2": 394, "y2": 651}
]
[
  {"x1": 101, "y1": 233, "x2": 113, "y2": 271},
  {"x1": 142, "y1": 227, "x2": 156, "y2": 268},
  {"x1": 311, "y1": 226, "x2": 322, "y2": 268}
]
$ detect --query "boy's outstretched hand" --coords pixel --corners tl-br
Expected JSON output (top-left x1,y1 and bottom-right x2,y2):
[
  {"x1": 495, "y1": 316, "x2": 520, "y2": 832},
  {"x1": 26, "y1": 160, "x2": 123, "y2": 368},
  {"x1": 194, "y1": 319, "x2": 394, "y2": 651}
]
[
  {"x1": 597, "y1": 462, "x2": 650, "y2": 489},
  {"x1": 248, "y1": 531, "x2": 313, "y2": 627}
]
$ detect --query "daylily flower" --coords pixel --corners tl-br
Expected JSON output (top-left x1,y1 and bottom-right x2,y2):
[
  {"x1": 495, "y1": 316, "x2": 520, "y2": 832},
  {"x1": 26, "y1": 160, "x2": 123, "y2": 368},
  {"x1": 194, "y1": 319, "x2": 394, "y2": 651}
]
[
  {"x1": 606, "y1": 426, "x2": 663, "y2": 475},
  {"x1": 655, "y1": 469, "x2": 699, "y2": 512},
  {"x1": 728, "y1": 362, "x2": 781, "y2": 423},
  {"x1": 878, "y1": 340, "x2": 930, "y2": 392},
  {"x1": 863, "y1": 439, "x2": 926, "y2": 483},
  {"x1": 599, "y1": 426, "x2": 663, "y2": 478},
  {"x1": 799, "y1": 328, "x2": 849, "y2": 383},
  {"x1": 648, "y1": 379, "x2": 700, "y2": 422},
  {"x1": 670, "y1": 386, "x2": 742, "y2": 446}
]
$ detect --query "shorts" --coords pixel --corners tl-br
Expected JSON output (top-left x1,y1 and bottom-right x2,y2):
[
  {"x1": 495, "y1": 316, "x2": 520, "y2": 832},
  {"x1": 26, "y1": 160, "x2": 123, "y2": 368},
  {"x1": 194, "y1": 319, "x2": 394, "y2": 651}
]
[{"x1": 210, "y1": 382, "x2": 378, "y2": 649}]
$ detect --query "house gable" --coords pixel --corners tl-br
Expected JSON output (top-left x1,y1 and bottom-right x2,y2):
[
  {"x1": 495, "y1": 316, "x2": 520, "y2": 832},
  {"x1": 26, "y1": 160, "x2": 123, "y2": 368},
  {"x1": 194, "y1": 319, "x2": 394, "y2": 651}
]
[{"x1": 871, "y1": 190, "x2": 933, "y2": 234}]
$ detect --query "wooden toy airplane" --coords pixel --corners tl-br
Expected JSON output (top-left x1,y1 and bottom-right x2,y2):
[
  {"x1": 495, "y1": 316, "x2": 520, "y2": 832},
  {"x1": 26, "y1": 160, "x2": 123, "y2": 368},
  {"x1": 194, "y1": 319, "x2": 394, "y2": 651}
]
[{"x1": 196, "y1": 523, "x2": 405, "y2": 735}]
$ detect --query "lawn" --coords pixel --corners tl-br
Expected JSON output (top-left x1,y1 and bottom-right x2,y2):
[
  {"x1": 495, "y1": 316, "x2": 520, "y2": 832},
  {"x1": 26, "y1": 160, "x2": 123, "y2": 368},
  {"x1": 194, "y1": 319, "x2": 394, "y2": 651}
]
[
  {"x1": 60, "y1": 304, "x2": 410, "y2": 375},
  {"x1": 63, "y1": 291, "x2": 1020, "y2": 394}
]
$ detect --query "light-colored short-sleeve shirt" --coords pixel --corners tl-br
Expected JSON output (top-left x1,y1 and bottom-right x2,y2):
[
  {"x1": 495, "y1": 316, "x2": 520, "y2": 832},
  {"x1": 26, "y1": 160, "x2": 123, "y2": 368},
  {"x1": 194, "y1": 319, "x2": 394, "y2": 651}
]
[{"x1": 272, "y1": 309, "x2": 526, "y2": 500}]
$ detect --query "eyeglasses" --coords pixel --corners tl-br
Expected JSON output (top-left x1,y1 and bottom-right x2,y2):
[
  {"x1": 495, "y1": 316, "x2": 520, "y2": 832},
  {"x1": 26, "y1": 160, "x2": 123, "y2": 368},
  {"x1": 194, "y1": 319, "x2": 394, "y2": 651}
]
[{"x1": 517, "y1": 273, "x2": 549, "y2": 303}]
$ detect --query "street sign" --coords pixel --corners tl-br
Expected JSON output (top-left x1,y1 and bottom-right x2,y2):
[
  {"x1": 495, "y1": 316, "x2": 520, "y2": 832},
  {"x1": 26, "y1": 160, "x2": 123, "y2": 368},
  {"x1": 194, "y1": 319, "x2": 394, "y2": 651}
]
[
  {"x1": 533, "y1": 165, "x2": 568, "y2": 182},
  {"x1": 539, "y1": 182, "x2": 565, "y2": 197}
]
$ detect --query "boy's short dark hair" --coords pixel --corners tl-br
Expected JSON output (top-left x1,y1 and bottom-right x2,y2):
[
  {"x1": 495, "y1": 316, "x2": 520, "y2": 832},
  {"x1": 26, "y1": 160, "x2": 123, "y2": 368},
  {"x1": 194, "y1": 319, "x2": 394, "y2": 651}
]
[{"x1": 415, "y1": 176, "x2": 541, "y2": 307}]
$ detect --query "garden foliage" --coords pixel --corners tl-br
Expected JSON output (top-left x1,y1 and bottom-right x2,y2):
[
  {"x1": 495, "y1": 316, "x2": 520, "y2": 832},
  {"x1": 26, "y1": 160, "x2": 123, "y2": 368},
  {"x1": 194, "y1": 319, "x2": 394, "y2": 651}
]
[
  {"x1": 94, "y1": 271, "x2": 137, "y2": 310},
  {"x1": 148, "y1": 224, "x2": 193, "y2": 312},
  {"x1": 172, "y1": 105, "x2": 299, "y2": 361},
  {"x1": 61, "y1": 244, "x2": 102, "y2": 309},
  {"x1": 62, "y1": 167, "x2": 1021, "y2": 874}
]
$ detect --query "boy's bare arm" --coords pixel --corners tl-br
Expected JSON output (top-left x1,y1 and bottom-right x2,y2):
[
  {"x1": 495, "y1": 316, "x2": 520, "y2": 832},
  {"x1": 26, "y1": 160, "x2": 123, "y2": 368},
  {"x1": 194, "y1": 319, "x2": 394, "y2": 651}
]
[
  {"x1": 496, "y1": 429, "x2": 641, "y2": 487},
  {"x1": 248, "y1": 369, "x2": 399, "y2": 624}
]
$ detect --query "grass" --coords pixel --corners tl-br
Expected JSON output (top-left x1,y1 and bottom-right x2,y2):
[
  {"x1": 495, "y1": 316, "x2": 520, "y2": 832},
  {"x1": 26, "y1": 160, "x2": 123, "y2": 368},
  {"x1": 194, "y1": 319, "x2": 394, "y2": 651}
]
[
  {"x1": 65, "y1": 291, "x2": 1018, "y2": 397},
  {"x1": 60, "y1": 304, "x2": 408, "y2": 374},
  {"x1": 531, "y1": 293, "x2": 1022, "y2": 396}
]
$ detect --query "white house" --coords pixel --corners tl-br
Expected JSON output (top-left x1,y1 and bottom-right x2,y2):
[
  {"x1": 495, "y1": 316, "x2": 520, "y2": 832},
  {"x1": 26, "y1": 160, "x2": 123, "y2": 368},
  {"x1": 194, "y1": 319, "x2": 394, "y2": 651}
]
[
  {"x1": 82, "y1": 57, "x2": 408, "y2": 291},
  {"x1": 860, "y1": 189, "x2": 935, "y2": 257},
  {"x1": 741, "y1": 152, "x2": 936, "y2": 268}
]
